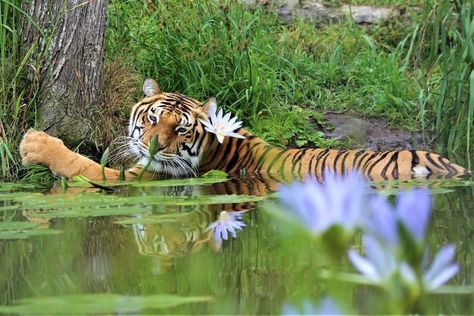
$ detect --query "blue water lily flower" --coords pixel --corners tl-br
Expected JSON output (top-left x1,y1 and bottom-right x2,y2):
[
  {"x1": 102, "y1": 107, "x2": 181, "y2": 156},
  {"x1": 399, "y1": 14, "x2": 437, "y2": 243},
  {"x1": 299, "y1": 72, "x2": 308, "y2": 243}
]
[
  {"x1": 422, "y1": 244, "x2": 459, "y2": 291},
  {"x1": 348, "y1": 235, "x2": 417, "y2": 286},
  {"x1": 348, "y1": 235, "x2": 459, "y2": 292},
  {"x1": 207, "y1": 210, "x2": 247, "y2": 241},
  {"x1": 366, "y1": 188, "x2": 431, "y2": 246},
  {"x1": 277, "y1": 172, "x2": 368, "y2": 235}
]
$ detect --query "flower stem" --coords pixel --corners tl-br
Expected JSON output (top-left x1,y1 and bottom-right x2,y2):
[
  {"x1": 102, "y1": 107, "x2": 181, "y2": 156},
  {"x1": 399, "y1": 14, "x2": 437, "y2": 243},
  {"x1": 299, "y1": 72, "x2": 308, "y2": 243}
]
[{"x1": 137, "y1": 135, "x2": 159, "y2": 181}]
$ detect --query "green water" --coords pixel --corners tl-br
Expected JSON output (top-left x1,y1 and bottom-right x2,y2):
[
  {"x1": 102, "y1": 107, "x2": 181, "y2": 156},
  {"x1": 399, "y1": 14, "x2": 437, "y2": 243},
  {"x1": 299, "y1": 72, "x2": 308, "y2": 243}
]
[{"x1": 0, "y1": 175, "x2": 473, "y2": 314}]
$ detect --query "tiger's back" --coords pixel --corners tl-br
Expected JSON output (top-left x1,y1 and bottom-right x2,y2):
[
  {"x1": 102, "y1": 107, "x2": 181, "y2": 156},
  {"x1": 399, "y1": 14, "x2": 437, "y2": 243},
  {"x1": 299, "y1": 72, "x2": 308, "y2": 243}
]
[{"x1": 198, "y1": 130, "x2": 469, "y2": 182}]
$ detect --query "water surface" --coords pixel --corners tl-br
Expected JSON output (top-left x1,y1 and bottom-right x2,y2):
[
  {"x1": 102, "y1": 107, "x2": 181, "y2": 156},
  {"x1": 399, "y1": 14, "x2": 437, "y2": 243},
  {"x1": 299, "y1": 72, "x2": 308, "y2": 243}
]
[{"x1": 0, "y1": 174, "x2": 473, "y2": 314}]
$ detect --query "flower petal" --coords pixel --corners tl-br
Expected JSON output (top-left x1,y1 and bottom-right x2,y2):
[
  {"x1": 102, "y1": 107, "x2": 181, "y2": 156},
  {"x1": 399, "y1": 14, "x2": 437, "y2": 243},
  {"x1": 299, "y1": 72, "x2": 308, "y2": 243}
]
[
  {"x1": 367, "y1": 194, "x2": 398, "y2": 245},
  {"x1": 364, "y1": 235, "x2": 396, "y2": 280},
  {"x1": 216, "y1": 134, "x2": 225, "y2": 143},
  {"x1": 348, "y1": 249, "x2": 380, "y2": 282},
  {"x1": 423, "y1": 244, "x2": 457, "y2": 288},
  {"x1": 225, "y1": 132, "x2": 245, "y2": 139},
  {"x1": 424, "y1": 264, "x2": 459, "y2": 290},
  {"x1": 397, "y1": 188, "x2": 431, "y2": 242}
]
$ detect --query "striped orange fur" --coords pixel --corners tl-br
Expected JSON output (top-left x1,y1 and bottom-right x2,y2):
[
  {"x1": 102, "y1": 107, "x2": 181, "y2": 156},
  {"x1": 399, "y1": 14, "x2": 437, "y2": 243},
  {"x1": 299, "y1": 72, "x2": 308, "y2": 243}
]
[{"x1": 125, "y1": 79, "x2": 468, "y2": 182}]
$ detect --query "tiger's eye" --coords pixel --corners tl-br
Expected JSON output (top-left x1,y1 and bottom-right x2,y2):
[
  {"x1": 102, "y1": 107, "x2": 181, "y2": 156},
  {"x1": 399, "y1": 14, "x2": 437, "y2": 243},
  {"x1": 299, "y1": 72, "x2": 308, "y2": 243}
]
[
  {"x1": 148, "y1": 115, "x2": 157, "y2": 125},
  {"x1": 176, "y1": 127, "x2": 188, "y2": 135}
]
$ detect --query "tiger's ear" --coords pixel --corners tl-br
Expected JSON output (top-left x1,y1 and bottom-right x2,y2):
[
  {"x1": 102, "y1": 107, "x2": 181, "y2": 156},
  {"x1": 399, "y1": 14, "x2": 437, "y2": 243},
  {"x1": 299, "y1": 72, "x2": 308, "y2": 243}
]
[
  {"x1": 143, "y1": 78, "x2": 161, "y2": 96},
  {"x1": 201, "y1": 97, "x2": 217, "y2": 115}
]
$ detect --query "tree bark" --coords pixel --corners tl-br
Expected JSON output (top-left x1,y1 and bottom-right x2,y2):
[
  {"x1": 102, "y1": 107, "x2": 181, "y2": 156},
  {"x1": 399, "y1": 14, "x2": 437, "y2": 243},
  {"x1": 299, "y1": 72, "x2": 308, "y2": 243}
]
[{"x1": 22, "y1": 0, "x2": 107, "y2": 149}]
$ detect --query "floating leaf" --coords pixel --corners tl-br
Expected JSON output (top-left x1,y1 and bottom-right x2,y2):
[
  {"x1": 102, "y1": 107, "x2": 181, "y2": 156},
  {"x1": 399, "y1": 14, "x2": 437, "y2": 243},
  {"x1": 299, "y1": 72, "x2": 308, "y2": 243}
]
[
  {"x1": 0, "y1": 293, "x2": 211, "y2": 314},
  {"x1": 0, "y1": 221, "x2": 62, "y2": 239}
]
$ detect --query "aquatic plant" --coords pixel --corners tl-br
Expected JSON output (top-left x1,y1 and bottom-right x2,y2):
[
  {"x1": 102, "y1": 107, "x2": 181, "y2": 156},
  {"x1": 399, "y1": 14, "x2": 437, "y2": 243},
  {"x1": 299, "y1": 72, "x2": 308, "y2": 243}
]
[
  {"x1": 199, "y1": 100, "x2": 245, "y2": 144},
  {"x1": 276, "y1": 172, "x2": 461, "y2": 312},
  {"x1": 277, "y1": 172, "x2": 367, "y2": 235},
  {"x1": 350, "y1": 187, "x2": 458, "y2": 294},
  {"x1": 207, "y1": 210, "x2": 247, "y2": 241}
]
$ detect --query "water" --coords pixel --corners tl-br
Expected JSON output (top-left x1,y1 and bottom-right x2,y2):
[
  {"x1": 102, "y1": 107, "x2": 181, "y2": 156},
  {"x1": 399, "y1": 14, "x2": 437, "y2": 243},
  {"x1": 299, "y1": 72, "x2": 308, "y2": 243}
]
[{"x1": 0, "y1": 174, "x2": 473, "y2": 314}]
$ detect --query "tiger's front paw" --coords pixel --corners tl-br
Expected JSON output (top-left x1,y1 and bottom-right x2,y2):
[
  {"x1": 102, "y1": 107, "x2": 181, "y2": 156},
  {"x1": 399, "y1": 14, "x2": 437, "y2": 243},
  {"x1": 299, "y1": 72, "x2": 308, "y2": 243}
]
[{"x1": 19, "y1": 129, "x2": 71, "y2": 172}]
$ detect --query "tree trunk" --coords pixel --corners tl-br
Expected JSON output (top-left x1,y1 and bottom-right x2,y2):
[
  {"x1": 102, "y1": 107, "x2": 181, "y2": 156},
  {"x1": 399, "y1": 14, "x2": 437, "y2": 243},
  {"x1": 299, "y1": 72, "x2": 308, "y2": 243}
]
[{"x1": 22, "y1": 0, "x2": 107, "y2": 149}]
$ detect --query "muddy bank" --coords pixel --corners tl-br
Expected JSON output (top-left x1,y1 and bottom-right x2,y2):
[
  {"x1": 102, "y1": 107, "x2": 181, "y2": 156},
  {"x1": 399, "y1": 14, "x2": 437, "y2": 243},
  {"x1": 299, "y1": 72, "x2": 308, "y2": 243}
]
[{"x1": 321, "y1": 112, "x2": 429, "y2": 151}]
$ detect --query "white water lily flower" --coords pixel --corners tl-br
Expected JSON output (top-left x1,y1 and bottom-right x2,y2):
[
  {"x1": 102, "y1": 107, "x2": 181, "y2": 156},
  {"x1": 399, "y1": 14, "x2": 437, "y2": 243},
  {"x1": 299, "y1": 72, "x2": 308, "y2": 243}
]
[{"x1": 199, "y1": 102, "x2": 245, "y2": 143}]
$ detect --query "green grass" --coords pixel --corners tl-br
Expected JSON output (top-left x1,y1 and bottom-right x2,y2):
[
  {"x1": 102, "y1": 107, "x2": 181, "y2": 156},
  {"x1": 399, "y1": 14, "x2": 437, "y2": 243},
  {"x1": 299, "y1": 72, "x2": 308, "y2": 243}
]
[
  {"x1": 1, "y1": 0, "x2": 24, "y2": 180},
  {"x1": 107, "y1": 1, "x2": 418, "y2": 148},
  {"x1": 0, "y1": 0, "x2": 43, "y2": 181},
  {"x1": 410, "y1": 0, "x2": 474, "y2": 158}
]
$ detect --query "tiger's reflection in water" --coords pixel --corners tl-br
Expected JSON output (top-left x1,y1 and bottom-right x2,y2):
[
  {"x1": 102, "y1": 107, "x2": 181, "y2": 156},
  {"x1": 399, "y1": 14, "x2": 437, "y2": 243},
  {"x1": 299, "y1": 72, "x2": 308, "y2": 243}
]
[{"x1": 124, "y1": 174, "x2": 278, "y2": 272}]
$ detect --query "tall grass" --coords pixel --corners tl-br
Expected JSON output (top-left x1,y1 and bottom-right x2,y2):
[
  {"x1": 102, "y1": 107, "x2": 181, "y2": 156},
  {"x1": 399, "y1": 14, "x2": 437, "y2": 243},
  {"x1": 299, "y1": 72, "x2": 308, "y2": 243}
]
[
  {"x1": 408, "y1": 0, "x2": 474, "y2": 158},
  {"x1": 107, "y1": 1, "x2": 415, "y2": 147},
  {"x1": 0, "y1": 0, "x2": 44, "y2": 181}
]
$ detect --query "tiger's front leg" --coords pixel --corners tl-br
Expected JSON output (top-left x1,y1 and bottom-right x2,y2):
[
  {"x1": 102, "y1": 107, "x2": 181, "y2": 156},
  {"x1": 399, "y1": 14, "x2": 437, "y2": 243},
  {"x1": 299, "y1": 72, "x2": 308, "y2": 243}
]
[{"x1": 19, "y1": 129, "x2": 146, "y2": 181}]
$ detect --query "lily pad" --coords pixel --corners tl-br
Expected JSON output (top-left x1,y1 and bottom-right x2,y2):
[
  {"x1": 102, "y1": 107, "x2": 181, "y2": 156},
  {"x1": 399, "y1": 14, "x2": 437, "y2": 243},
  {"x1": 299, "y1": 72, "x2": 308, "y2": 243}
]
[
  {"x1": 0, "y1": 293, "x2": 212, "y2": 314},
  {"x1": 0, "y1": 221, "x2": 62, "y2": 239},
  {"x1": 69, "y1": 170, "x2": 228, "y2": 189},
  {"x1": 0, "y1": 182, "x2": 39, "y2": 192}
]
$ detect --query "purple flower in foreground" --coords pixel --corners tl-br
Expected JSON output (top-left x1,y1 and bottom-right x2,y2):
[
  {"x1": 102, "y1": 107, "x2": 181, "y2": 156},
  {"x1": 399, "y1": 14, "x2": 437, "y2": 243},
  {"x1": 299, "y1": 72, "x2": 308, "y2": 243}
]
[
  {"x1": 422, "y1": 244, "x2": 460, "y2": 291},
  {"x1": 207, "y1": 210, "x2": 246, "y2": 241},
  {"x1": 278, "y1": 172, "x2": 367, "y2": 235},
  {"x1": 283, "y1": 297, "x2": 341, "y2": 315},
  {"x1": 348, "y1": 235, "x2": 459, "y2": 291},
  {"x1": 366, "y1": 188, "x2": 431, "y2": 246},
  {"x1": 348, "y1": 235, "x2": 416, "y2": 285}
]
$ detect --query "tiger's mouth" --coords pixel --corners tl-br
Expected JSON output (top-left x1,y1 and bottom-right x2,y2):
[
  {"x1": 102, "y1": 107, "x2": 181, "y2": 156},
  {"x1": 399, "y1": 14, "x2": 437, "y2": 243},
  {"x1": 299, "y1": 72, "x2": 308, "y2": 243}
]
[{"x1": 138, "y1": 151, "x2": 198, "y2": 178}]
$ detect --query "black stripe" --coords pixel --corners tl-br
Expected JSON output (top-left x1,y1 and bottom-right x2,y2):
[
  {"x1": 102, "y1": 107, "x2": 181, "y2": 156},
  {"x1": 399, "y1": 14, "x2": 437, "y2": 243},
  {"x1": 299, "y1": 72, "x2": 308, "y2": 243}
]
[
  {"x1": 360, "y1": 152, "x2": 379, "y2": 173},
  {"x1": 313, "y1": 149, "x2": 330, "y2": 177},
  {"x1": 291, "y1": 150, "x2": 306, "y2": 178},
  {"x1": 381, "y1": 151, "x2": 398, "y2": 180},
  {"x1": 351, "y1": 150, "x2": 367, "y2": 170},
  {"x1": 391, "y1": 158, "x2": 399, "y2": 179},
  {"x1": 255, "y1": 146, "x2": 274, "y2": 171},
  {"x1": 410, "y1": 150, "x2": 420, "y2": 170},
  {"x1": 308, "y1": 149, "x2": 327, "y2": 177},
  {"x1": 437, "y1": 156, "x2": 455, "y2": 173},
  {"x1": 238, "y1": 142, "x2": 264, "y2": 171},
  {"x1": 267, "y1": 150, "x2": 286, "y2": 174},
  {"x1": 224, "y1": 137, "x2": 245, "y2": 172},
  {"x1": 318, "y1": 150, "x2": 332, "y2": 177},
  {"x1": 365, "y1": 151, "x2": 391, "y2": 176},
  {"x1": 339, "y1": 150, "x2": 352, "y2": 176},
  {"x1": 425, "y1": 152, "x2": 443, "y2": 170},
  {"x1": 215, "y1": 139, "x2": 235, "y2": 170},
  {"x1": 297, "y1": 149, "x2": 310, "y2": 178},
  {"x1": 355, "y1": 151, "x2": 371, "y2": 170},
  {"x1": 332, "y1": 150, "x2": 347, "y2": 174}
]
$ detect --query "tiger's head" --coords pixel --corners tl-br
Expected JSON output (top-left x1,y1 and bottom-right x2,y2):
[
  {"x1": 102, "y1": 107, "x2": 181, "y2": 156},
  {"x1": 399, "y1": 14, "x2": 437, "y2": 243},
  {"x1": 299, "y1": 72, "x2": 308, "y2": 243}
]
[{"x1": 127, "y1": 79, "x2": 214, "y2": 177}]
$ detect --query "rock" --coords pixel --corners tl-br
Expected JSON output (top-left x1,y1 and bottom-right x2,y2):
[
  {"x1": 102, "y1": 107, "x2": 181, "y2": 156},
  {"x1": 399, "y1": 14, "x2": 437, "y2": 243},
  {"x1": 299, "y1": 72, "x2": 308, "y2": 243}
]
[
  {"x1": 340, "y1": 5, "x2": 398, "y2": 24},
  {"x1": 251, "y1": 0, "x2": 400, "y2": 25}
]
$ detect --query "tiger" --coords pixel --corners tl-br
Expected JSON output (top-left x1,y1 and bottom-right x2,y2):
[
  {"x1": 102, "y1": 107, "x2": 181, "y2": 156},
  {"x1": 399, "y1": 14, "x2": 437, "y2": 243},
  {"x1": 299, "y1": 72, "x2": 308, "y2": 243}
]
[{"x1": 19, "y1": 78, "x2": 470, "y2": 183}]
